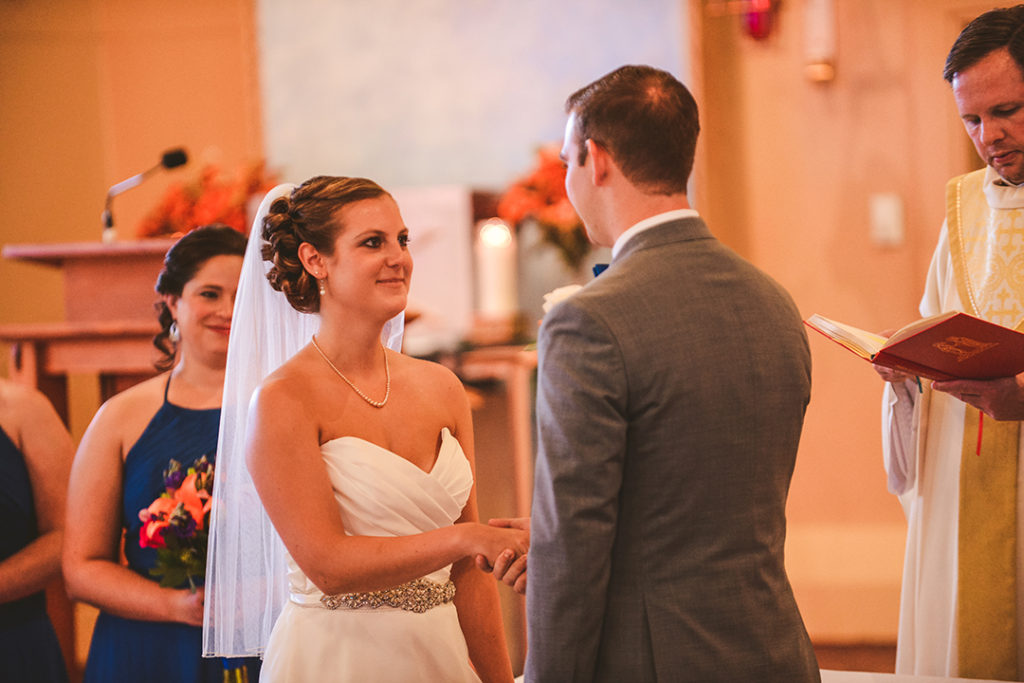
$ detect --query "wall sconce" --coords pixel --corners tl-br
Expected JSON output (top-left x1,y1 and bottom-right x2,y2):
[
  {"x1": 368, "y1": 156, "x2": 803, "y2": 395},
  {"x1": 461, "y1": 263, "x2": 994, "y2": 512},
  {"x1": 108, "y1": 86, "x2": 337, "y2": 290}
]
[
  {"x1": 705, "y1": 0, "x2": 780, "y2": 41},
  {"x1": 804, "y1": 0, "x2": 836, "y2": 82}
]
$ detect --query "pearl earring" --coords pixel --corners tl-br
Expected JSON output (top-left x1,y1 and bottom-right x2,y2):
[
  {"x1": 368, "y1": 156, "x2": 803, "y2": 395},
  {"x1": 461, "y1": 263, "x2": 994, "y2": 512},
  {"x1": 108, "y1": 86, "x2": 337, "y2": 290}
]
[
  {"x1": 318, "y1": 279, "x2": 326, "y2": 296},
  {"x1": 169, "y1": 321, "x2": 181, "y2": 344}
]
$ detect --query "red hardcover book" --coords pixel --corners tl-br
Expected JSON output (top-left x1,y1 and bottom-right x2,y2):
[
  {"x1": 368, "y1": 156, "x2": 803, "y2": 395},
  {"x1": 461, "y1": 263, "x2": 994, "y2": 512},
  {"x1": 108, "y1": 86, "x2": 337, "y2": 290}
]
[{"x1": 804, "y1": 311, "x2": 1024, "y2": 381}]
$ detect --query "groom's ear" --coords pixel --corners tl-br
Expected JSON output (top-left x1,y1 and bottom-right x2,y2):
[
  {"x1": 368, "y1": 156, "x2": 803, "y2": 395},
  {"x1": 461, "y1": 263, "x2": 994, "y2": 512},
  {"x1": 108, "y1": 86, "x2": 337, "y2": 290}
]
[
  {"x1": 586, "y1": 139, "x2": 612, "y2": 186},
  {"x1": 297, "y1": 241, "x2": 324, "y2": 278}
]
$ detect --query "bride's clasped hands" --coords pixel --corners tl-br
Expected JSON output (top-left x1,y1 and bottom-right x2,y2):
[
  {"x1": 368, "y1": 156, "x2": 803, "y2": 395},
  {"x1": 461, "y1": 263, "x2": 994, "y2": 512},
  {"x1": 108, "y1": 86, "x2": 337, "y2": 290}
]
[{"x1": 459, "y1": 519, "x2": 529, "y2": 570}]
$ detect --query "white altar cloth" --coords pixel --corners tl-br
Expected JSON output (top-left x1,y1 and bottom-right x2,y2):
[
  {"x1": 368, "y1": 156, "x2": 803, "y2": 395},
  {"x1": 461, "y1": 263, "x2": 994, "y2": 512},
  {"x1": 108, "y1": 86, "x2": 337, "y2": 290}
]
[
  {"x1": 514, "y1": 669, "x2": 1003, "y2": 682},
  {"x1": 822, "y1": 670, "x2": 1005, "y2": 683}
]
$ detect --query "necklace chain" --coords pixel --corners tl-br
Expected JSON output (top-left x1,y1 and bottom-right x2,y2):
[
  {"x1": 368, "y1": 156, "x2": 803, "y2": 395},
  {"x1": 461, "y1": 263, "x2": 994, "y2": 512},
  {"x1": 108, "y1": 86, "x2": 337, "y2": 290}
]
[{"x1": 310, "y1": 336, "x2": 390, "y2": 408}]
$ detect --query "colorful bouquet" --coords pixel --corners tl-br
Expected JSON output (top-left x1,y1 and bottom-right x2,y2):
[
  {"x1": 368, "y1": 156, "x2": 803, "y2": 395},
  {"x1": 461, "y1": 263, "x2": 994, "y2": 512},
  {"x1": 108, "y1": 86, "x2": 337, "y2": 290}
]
[
  {"x1": 138, "y1": 456, "x2": 214, "y2": 591},
  {"x1": 497, "y1": 145, "x2": 590, "y2": 270},
  {"x1": 136, "y1": 161, "x2": 278, "y2": 238}
]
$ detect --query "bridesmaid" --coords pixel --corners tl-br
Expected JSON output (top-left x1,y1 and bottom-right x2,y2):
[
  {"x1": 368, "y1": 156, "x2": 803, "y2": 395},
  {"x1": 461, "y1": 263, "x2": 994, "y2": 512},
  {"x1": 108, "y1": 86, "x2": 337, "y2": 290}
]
[
  {"x1": 63, "y1": 225, "x2": 260, "y2": 682},
  {"x1": 0, "y1": 379, "x2": 73, "y2": 682}
]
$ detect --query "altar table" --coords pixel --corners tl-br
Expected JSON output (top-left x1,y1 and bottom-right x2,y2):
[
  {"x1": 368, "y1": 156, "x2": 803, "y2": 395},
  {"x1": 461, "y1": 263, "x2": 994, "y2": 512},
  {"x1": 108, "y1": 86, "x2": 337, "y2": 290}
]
[
  {"x1": 513, "y1": 671, "x2": 1004, "y2": 682},
  {"x1": 821, "y1": 671, "x2": 1005, "y2": 683}
]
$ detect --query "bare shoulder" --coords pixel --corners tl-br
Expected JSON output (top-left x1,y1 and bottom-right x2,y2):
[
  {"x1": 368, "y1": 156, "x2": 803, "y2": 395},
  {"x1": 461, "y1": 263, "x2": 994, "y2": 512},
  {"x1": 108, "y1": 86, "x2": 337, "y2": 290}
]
[
  {"x1": 252, "y1": 358, "x2": 309, "y2": 405},
  {"x1": 0, "y1": 381, "x2": 61, "y2": 443},
  {"x1": 95, "y1": 373, "x2": 167, "y2": 424},
  {"x1": 79, "y1": 373, "x2": 167, "y2": 456},
  {"x1": 393, "y1": 352, "x2": 465, "y2": 394},
  {"x1": 245, "y1": 354, "x2": 324, "y2": 474},
  {"x1": 0, "y1": 380, "x2": 51, "y2": 420},
  {"x1": 59, "y1": 372, "x2": 166, "y2": 470},
  {"x1": 253, "y1": 354, "x2": 318, "y2": 413},
  {"x1": 390, "y1": 353, "x2": 470, "y2": 432}
]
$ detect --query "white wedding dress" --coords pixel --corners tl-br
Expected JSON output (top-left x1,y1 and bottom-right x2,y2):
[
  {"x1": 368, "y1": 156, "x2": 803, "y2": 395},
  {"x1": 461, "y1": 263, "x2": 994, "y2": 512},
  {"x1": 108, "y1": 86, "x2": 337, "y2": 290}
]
[{"x1": 259, "y1": 428, "x2": 482, "y2": 682}]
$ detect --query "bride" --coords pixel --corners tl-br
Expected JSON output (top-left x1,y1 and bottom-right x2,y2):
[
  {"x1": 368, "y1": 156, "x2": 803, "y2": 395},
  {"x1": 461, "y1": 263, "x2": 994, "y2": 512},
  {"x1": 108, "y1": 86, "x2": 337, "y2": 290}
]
[{"x1": 204, "y1": 177, "x2": 527, "y2": 682}]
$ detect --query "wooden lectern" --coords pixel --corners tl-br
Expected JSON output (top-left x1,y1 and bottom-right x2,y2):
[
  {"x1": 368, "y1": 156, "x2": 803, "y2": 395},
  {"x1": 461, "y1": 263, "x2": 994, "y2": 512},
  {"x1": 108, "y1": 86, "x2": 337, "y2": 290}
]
[{"x1": 0, "y1": 239, "x2": 174, "y2": 422}]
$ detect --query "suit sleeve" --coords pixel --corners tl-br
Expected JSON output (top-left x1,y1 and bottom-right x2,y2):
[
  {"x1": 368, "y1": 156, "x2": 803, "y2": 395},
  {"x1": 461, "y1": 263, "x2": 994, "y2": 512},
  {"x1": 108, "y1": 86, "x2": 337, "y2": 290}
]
[{"x1": 525, "y1": 298, "x2": 628, "y2": 683}]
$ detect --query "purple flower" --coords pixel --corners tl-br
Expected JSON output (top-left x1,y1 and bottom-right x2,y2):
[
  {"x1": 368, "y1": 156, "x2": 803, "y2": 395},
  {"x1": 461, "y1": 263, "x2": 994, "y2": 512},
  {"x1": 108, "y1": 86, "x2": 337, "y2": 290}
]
[{"x1": 165, "y1": 469, "x2": 186, "y2": 490}]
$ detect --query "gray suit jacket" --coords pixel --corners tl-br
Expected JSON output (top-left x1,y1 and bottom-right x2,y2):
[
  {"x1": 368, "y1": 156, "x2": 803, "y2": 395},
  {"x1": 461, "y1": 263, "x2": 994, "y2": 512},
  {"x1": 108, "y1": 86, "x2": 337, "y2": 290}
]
[{"x1": 525, "y1": 217, "x2": 818, "y2": 682}]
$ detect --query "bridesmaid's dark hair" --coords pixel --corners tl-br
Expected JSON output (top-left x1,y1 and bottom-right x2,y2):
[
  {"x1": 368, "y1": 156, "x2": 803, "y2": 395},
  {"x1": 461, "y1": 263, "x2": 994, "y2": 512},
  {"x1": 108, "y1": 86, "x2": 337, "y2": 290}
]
[
  {"x1": 153, "y1": 224, "x2": 247, "y2": 371},
  {"x1": 261, "y1": 176, "x2": 390, "y2": 313}
]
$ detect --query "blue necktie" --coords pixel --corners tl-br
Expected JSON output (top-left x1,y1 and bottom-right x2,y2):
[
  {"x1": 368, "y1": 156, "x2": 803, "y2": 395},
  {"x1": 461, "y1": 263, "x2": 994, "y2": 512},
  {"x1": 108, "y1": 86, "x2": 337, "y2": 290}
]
[{"x1": 592, "y1": 263, "x2": 609, "y2": 277}]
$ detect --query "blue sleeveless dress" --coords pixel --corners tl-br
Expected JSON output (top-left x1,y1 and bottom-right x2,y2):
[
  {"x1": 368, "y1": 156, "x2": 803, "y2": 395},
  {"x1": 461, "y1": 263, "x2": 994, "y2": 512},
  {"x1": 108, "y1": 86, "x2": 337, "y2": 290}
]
[
  {"x1": 84, "y1": 380, "x2": 260, "y2": 683},
  {"x1": 0, "y1": 426, "x2": 69, "y2": 683}
]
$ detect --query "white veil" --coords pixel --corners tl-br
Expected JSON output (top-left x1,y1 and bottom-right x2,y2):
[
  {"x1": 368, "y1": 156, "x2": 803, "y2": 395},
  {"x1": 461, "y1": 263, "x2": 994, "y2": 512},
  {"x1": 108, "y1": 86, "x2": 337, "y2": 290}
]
[{"x1": 203, "y1": 183, "x2": 405, "y2": 657}]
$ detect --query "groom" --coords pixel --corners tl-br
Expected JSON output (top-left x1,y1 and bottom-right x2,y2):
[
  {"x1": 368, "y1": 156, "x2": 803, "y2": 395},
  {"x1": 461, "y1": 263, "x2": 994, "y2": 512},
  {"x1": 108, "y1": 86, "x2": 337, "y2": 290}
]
[{"x1": 521, "y1": 65, "x2": 820, "y2": 681}]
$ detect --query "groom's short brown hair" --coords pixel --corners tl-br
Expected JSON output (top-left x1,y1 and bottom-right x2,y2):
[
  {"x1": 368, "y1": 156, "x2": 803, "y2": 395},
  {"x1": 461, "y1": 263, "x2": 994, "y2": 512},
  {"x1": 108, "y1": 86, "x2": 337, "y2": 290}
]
[{"x1": 566, "y1": 65, "x2": 699, "y2": 196}]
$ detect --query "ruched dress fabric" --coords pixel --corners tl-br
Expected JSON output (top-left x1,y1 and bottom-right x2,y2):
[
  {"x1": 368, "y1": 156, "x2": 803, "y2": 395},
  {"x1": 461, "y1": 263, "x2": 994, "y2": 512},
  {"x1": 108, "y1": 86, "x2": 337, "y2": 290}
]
[
  {"x1": 260, "y1": 428, "x2": 480, "y2": 682},
  {"x1": 83, "y1": 385, "x2": 260, "y2": 683},
  {"x1": 0, "y1": 427, "x2": 68, "y2": 683}
]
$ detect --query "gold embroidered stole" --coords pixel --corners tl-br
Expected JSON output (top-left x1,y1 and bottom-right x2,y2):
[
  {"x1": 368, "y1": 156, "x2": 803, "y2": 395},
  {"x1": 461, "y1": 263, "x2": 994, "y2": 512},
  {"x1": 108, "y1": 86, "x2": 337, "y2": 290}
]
[{"x1": 947, "y1": 168, "x2": 1024, "y2": 680}]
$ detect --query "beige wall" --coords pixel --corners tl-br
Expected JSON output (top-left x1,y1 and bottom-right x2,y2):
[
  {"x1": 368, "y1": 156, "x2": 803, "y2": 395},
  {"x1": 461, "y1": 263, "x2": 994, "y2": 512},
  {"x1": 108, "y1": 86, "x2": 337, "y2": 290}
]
[
  {"x1": 694, "y1": 0, "x2": 995, "y2": 641},
  {"x1": 0, "y1": 0, "x2": 262, "y2": 437}
]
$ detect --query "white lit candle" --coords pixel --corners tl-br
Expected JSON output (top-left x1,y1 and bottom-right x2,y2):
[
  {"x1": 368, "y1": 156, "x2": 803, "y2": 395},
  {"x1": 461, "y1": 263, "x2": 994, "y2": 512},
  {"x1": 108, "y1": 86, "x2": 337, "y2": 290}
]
[{"x1": 474, "y1": 219, "x2": 517, "y2": 318}]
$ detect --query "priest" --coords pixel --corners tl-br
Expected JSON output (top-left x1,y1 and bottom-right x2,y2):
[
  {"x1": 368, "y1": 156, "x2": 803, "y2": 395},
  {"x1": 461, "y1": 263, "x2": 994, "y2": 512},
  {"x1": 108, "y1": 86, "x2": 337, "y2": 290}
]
[{"x1": 880, "y1": 5, "x2": 1024, "y2": 680}]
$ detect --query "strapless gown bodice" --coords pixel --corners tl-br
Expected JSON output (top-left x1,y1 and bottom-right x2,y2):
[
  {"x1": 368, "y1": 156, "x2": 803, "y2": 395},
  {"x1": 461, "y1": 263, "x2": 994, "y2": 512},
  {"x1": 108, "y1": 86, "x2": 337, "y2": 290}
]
[{"x1": 261, "y1": 428, "x2": 481, "y2": 682}]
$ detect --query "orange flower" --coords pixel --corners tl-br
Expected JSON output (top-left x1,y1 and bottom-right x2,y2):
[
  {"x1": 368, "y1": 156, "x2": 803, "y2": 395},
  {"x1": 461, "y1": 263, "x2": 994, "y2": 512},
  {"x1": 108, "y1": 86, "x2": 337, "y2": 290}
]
[
  {"x1": 136, "y1": 162, "x2": 279, "y2": 238},
  {"x1": 495, "y1": 185, "x2": 534, "y2": 226},
  {"x1": 498, "y1": 144, "x2": 590, "y2": 269},
  {"x1": 140, "y1": 495, "x2": 177, "y2": 523},
  {"x1": 175, "y1": 472, "x2": 212, "y2": 530}
]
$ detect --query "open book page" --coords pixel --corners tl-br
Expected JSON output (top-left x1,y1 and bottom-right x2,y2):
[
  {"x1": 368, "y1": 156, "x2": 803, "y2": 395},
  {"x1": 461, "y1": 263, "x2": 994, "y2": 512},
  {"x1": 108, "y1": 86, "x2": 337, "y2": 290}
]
[
  {"x1": 884, "y1": 310, "x2": 959, "y2": 345},
  {"x1": 804, "y1": 314, "x2": 887, "y2": 359},
  {"x1": 807, "y1": 310, "x2": 1024, "y2": 380}
]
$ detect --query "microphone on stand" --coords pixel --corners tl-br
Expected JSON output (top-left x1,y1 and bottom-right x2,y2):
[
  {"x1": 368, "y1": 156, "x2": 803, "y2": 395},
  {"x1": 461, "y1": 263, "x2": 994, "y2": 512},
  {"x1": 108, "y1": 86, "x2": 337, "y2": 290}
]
[{"x1": 101, "y1": 148, "x2": 188, "y2": 242}]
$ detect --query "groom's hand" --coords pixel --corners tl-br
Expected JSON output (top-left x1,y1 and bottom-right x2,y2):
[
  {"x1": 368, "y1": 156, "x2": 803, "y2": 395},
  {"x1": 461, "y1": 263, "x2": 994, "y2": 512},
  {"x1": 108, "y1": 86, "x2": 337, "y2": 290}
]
[{"x1": 474, "y1": 517, "x2": 530, "y2": 594}]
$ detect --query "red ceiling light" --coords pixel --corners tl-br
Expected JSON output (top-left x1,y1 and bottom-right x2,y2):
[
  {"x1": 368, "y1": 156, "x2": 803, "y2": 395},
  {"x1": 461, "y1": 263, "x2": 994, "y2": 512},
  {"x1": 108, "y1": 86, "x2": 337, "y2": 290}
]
[
  {"x1": 705, "y1": 0, "x2": 781, "y2": 41},
  {"x1": 744, "y1": 0, "x2": 777, "y2": 40}
]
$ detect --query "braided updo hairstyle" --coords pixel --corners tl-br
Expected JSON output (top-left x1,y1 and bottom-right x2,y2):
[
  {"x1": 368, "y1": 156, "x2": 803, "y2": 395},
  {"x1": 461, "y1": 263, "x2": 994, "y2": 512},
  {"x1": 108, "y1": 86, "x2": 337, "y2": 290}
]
[
  {"x1": 153, "y1": 224, "x2": 247, "y2": 371},
  {"x1": 261, "y1": 176, "x2": 390, "y2": 313}
]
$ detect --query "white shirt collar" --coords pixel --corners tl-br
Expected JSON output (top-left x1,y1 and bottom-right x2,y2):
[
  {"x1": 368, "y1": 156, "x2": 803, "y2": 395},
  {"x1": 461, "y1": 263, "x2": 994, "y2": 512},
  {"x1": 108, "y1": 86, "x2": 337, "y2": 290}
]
[
  {"x1": 983, "y1": 166, "x2": 1024, "y2": 209},
  {"x1": 611, "y1": 209, "x2": 699, "y2": 259}
]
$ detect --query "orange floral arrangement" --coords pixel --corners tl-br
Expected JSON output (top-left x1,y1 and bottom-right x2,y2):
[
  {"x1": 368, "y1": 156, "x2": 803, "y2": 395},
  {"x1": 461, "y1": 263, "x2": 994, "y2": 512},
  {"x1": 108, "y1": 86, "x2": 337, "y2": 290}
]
[
  {"x1": 497, "y1": 145, "x2": 590, "y2": 270},
  {"x1": 138, "y1": 456, "x2": 214, "y2": 590},
  {"x1": 136, "y1": 161, "x2": 278, "y2": 238}
]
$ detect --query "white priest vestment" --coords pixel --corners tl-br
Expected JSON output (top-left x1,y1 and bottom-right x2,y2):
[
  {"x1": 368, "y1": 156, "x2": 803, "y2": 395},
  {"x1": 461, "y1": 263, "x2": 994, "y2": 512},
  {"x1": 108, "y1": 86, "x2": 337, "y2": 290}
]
[{"x1": 883, "y1": 166, "x2": 1024, "y2": 679}]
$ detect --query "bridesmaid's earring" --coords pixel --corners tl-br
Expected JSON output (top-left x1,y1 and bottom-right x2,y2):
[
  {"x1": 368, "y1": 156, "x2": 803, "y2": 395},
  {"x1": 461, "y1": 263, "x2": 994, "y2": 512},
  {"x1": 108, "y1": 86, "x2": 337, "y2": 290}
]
[{"x1": 169, "y1": 321, "x2": 181, "y2": 344}]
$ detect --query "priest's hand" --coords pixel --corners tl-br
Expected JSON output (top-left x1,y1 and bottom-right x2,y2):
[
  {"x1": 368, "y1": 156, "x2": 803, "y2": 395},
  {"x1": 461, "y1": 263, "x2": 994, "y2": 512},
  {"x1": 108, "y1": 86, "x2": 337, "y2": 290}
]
[
  {"x1": 872, "y1": 328, "x2": 917, "y2": 384},
  {"x1": 932, "y1": 372, "x2": 1024, "y2": 421},
  {"x1": 873, "y1": 364, "x2": 917, "y2": 384}
]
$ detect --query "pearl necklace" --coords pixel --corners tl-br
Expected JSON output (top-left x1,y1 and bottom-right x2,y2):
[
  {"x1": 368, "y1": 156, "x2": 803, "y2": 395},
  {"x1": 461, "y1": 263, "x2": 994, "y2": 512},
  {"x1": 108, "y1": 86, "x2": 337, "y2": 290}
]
[{"x1": 310, "y1": 335, "x2": 390, "y2": 408}]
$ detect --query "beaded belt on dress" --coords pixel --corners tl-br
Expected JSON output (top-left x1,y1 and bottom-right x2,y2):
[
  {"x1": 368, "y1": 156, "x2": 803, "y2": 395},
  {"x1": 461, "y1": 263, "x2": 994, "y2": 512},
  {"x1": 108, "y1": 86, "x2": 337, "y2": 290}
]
[{"x1": 318, "y1": 578, "x2": 456, "y2": 613}]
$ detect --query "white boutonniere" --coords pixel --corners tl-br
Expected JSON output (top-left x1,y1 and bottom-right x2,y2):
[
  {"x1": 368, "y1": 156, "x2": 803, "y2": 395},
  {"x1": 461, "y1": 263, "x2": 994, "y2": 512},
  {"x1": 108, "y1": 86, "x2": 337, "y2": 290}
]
[{"x1": 542, "y1": 284, "x2": 583, "y2": 315}]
